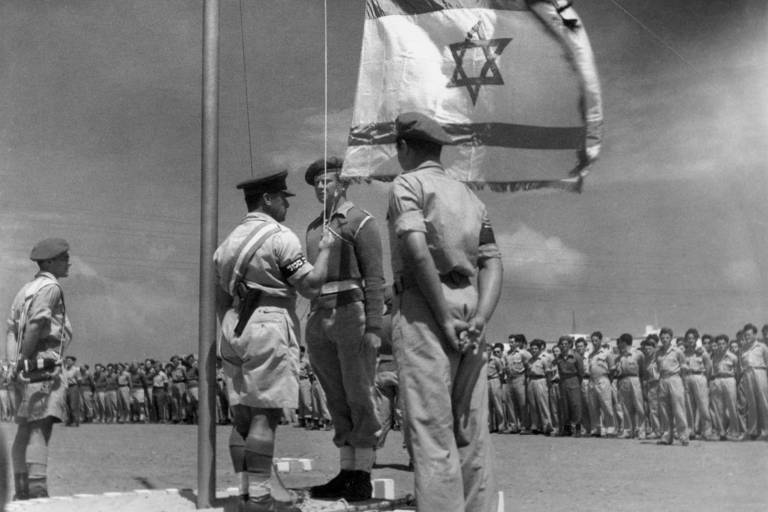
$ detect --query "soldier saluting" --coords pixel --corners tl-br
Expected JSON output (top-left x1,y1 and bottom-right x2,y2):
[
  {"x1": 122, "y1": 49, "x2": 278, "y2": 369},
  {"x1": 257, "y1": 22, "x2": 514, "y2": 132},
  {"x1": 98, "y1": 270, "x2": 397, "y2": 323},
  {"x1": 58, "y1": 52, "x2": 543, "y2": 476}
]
[{"x1": 214, "y1": 170, "x2": 332, "y2": 511}]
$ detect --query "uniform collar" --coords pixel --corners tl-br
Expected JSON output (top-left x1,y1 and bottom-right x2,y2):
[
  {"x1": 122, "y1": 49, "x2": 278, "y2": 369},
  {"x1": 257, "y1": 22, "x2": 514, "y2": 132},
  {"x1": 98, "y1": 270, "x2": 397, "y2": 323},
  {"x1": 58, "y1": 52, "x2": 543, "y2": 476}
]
[
  {"x1": 34, "y1": 271, "x2": 58, "y2": 282},
  {"x1": 244, "y1": 211, "x2": 276, "y2": 222},
  {"x1": 330, "y1": 200, "x2": 354, "y2": 219},
  {"x1": 403, "y1": 159, "x2": 444, "y2": 175}
]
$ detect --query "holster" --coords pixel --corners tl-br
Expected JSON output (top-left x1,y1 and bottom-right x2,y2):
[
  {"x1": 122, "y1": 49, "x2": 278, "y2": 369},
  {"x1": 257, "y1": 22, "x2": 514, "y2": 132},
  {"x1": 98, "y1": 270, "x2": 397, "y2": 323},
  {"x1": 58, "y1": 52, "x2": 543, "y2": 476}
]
[{"x1": 234, "y1": 283, "x2": 261, "y2": 337}]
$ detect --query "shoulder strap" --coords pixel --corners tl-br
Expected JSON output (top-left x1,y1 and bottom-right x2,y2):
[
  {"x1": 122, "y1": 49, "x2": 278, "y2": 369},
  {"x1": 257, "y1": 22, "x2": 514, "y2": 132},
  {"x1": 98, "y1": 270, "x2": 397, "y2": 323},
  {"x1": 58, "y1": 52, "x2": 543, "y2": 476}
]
[{"x1": 226, "y1": 222, "x2": 281, "y2": 295}]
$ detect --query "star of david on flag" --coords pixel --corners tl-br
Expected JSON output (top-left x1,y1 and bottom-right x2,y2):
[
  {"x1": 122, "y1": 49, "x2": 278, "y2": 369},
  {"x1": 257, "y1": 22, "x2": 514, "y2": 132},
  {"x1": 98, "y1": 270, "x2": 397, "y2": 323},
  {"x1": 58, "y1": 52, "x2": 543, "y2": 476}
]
[{"x1": 342, "y1": 0, "x2": 603, "y2": 193}]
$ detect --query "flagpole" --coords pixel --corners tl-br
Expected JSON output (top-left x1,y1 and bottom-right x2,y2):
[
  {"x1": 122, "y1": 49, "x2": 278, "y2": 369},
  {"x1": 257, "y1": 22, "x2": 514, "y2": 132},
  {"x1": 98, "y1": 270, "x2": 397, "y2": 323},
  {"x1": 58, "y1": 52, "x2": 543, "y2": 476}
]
[{"x1": 198, "y1": 0, "x2": 219, "y2": 508}]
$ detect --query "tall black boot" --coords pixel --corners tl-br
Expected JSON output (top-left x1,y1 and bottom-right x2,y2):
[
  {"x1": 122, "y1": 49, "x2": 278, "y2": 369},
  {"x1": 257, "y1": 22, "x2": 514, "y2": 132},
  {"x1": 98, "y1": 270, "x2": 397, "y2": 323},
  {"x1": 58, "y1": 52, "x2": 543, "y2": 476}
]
[
  {"x1": 13, "y1": 472, "x2": 29, "y2": 501},
  {"x1": 341, "y1": 470, "x2": 372, "y2": 502},
  {"x1": 309, "y1": 470, "x2": 352, "y2": 499}
]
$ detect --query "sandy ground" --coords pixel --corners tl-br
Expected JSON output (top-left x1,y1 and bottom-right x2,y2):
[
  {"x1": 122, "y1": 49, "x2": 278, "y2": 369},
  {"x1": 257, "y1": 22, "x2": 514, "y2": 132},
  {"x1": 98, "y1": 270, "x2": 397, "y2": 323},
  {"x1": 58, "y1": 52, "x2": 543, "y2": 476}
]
[{"x1": 0, "y1": 422, "x2": 767, "y2": 511}]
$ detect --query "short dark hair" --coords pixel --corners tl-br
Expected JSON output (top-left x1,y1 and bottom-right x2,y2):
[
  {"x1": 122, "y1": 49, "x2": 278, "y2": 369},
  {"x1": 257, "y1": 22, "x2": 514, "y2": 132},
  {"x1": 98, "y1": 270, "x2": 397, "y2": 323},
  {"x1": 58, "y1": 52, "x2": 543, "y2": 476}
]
[
  {"x1": 714, "y1": 334, "x2": 729, "y2": 344},
  {"x1": 591, "y1": 331, "x2": 603, "y2": 340},
  {"x1": 492, "y1": 343, "x2": 504, "y2": 351},
  {"x1": 530, "y1": 339, "x2": 546, "y2": 349},
  {"x1": 645, "y1": 333, "x2": 659, "y2": 345},
  {"x1": 617, "y1": 333, "x2": 633, "y2": 346},
  {"x1": 659, "y1": 327, "x2": 674, "y2": 337},
  {"x1": 684, "y1": 328, "x2": 699, "y2": 340},
  {"x1": 743, "y1": 323, "x2": 758, "y2": 335},
  {"x1": 398, "y1": 137, "x2": 442, "y2": 158},
  {"x1": 510, "y1": 334, "x2": 527, "y2": 346}
]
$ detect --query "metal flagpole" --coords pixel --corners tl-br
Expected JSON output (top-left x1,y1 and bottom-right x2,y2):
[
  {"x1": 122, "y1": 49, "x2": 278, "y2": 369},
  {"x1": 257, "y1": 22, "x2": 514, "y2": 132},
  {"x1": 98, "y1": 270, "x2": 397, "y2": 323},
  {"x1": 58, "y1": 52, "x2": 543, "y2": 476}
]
[{"x1": 198, "y1": 0, "x2": 219, "y2": 507}]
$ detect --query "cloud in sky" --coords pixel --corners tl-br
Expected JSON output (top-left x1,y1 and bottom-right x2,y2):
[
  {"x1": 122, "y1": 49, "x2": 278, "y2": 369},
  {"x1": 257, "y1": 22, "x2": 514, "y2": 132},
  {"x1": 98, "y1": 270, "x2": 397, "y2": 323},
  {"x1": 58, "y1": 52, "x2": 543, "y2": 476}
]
[
  {"x1": 497, "y1": 224, "x2": 586, "y2": 289},
  {"x1": 722, "y1": 258, "x2": 761, "y2": 291},
  {"x1": 264, "y1": 107, "x2": 353, "y2": 173}
]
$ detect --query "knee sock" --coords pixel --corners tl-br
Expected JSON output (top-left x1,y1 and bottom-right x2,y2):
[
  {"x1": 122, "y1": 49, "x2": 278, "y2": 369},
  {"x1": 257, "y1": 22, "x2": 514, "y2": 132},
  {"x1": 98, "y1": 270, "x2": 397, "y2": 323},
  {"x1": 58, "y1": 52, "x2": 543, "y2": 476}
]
[
  {"x1": 353, "y1": 447, "x2": 375, "y2": 472},
  {"x1": 229, "y1": 428, "x2": 246, "y2": 473},
  {"x1": 244, "y1": 437, "x2": 273, "y2": 475},
  {"x1": 339, "y1": 446, "x2": 354, "y2": 471}
]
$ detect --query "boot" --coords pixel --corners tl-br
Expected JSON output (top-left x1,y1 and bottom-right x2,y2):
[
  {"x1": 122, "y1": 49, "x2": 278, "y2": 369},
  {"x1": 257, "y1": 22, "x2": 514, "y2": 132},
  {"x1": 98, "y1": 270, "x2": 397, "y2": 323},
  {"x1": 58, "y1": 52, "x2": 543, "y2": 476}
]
[
  {"x1": 340, "y1": 470, "x2": 372, "y2": 502},
  {"x1": 309, "y1": 469, "x2": 351, "y2": 499},
  {"x1": 28, "y1": 476, "x2": 48, "y2": 499},
  {"x1": 13, "y1": 472, "x2": 29, "y2": 501}
]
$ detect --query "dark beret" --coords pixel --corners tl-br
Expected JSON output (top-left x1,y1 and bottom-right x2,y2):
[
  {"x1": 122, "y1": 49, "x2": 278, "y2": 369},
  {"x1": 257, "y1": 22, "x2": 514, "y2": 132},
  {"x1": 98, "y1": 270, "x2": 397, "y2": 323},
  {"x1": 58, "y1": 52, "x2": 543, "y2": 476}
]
[
  {"x1": 30, "y1": 238, "x2": 69, "y2": 261},
  {"x1": 305, "y1": 157, "x2": 344, "y2": 185},
  {"x1": 236, "y1": 170, "x2": 295, "y2": 197},
  {"x1": 395, "y1": 112, "x2": 453, "y2": 145}
]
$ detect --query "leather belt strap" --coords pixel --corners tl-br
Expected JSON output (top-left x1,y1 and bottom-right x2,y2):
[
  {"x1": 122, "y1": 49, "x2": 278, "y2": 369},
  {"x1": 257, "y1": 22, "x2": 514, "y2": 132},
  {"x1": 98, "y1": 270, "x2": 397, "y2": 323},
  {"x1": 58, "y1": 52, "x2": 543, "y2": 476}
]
[{"x1": 320, "y1": 279, "x2": 361, "y2": 295}]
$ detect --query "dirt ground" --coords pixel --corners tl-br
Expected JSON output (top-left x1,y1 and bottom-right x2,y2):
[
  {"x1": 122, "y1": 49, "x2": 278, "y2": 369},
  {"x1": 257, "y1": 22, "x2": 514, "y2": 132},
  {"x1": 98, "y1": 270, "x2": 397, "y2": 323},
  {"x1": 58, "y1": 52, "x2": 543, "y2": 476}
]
[{"x1": 1, "y1": 422, "x2": 766, "y2": 512}]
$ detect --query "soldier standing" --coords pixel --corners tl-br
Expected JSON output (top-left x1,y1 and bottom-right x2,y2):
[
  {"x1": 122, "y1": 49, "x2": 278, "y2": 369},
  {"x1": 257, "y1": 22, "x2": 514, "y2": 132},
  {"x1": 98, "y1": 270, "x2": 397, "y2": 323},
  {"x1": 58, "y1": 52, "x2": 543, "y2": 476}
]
[
  {"x1": 62, "y1": 356, "x2": 80, "y2": 427},
  {"x1": 303, "y1": 156, "x2": 385, "y2": 501},
  {"x1": 387, "y1": 112, "x2": 503, "y2": 512},
  {"x1": 656, "y1": 327, "x2": 690, "y2": 446},
  {"x1": 214, "y1": 170, "x2": 331, "y2": 510},
  {"x1": 6, "y1": 238, "x2": 72, "y2": 499}
]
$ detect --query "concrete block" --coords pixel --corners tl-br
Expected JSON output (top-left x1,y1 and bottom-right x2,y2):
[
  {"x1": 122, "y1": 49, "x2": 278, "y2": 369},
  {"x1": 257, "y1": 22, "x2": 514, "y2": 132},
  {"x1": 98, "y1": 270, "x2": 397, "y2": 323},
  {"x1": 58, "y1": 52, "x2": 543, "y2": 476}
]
[
  {"x1": 275, "y1": 460, "x2": 291, "y2": 473},
  {"x1": 497, "y1": 490, "x2": 505, "y2": 512},
  {"x1": 103, "y1": 492, "x2": 124, "y2": 497},
  {"x1": 74, "y1": 493, "x2": 97, "y2": 498},
  {"x1": 372, "y1": 478, "x2": 395, "y2": 500},
  {"x1": 297, "y1": 458, "x2": 312, "y2": 471}
]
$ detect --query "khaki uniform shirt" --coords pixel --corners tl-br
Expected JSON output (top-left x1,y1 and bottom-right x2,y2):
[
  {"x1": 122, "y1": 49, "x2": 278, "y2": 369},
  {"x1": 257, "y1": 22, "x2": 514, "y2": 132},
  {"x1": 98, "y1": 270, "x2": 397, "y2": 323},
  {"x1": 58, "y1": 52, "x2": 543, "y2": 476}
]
[
  {"x1": 741, "y1": 341, "x2": 768, "y2": 370},
  {"x1": 387, "y1": 161, "x2": 501, "y2": 284},
  {"x1": 504, "y1": 349, "x2": 531, "y2": 379},
  {"x1": 656, "y1": 346, "x2": 686, "y2": 377},
  {"x1": 214, "y1": 212, "x2": 313, "y2": 298}
]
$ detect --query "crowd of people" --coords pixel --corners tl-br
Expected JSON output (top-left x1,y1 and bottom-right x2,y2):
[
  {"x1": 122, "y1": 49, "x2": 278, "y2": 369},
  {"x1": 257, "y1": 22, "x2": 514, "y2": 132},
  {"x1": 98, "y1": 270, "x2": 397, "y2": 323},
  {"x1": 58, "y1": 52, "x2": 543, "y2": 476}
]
[
  {"x1": 487, "y1": 324, "x2": 768, "y2": 444},
  {"x1": 0, "y1": 354, "x2": 212, "y2": 426}
]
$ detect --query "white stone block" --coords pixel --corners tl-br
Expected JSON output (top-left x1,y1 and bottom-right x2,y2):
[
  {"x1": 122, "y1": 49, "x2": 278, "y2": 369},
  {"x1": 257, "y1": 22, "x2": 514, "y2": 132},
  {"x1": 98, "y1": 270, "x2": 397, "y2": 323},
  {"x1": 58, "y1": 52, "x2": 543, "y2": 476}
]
[
  {"x1": 275, "y1": 460, "x2": 291, "y2": 473},
  {"x1": 497, "y1": 491, "x2": 505, "y2": 512},
  {"x1": 297, "y1": 458, "x2": 312, "y2": 471},
  {"x1": 372, "y1": 478, "x2": 395, "y2": 500}
]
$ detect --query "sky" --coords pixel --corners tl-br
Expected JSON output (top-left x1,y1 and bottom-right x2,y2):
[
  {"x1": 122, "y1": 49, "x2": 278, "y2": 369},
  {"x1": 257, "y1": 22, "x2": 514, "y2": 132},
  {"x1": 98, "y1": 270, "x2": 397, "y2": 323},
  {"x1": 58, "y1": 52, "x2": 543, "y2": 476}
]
[{"x1": 0, "y1": 0, "x2": 766, "y2": 363}]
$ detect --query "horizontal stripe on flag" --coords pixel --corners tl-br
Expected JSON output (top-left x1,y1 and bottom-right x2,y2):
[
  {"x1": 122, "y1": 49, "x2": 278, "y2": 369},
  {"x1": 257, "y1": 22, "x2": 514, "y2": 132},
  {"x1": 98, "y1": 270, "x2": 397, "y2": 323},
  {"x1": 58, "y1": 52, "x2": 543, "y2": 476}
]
[
  {"x1": 348, "y1": 122, "x2": 584, "y2": 149},
  {"x1": 366, "y1": 0, "x2": 528, "y2": 19}
]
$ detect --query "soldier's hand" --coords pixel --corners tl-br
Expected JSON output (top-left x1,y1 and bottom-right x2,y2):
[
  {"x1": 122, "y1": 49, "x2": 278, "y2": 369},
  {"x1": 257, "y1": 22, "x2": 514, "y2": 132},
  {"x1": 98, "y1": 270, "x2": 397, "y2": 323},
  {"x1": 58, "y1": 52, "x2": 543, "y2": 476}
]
[
  {"x1": 318, "y1": 226, "x2": 336, "y2": 251},
  {"x1": 442, "y1": 318, "x2": 470, "y2": 352},
  {"x1": 363, "y1": 331, "x2": 381, "y2": 351}
]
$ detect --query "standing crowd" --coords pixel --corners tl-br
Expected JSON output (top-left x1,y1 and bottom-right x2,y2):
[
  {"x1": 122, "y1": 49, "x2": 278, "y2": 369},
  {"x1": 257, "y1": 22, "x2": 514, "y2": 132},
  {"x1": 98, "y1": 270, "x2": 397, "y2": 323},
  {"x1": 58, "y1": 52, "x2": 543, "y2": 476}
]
[{"x1": 488, "y1": 325, "x2": 768, "y2": 444}]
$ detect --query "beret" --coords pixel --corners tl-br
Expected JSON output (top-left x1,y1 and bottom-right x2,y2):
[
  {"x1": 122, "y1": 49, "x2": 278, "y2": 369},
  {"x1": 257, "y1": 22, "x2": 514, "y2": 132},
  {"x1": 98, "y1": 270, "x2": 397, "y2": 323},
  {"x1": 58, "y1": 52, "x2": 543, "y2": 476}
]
[
  {"x1": 305, "y1": 156, "x2": 344, "y2": 185},
  {"x1": 236, "y1": 170, "x2": 295, "y2": 197},
  {"x1": 395, "y1": 112, "x2": 453, "y2": 145},
  {"x1": 30, "y1": 238, "x2": 69, "y2": 261}
]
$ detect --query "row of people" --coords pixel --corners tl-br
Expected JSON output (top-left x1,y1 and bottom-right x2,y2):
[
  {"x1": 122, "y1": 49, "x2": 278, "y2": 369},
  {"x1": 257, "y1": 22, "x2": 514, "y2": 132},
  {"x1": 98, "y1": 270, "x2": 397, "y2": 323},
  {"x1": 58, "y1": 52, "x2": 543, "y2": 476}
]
[{"x1": 488, "y1": 325, "x2": 768, "y2": 444}]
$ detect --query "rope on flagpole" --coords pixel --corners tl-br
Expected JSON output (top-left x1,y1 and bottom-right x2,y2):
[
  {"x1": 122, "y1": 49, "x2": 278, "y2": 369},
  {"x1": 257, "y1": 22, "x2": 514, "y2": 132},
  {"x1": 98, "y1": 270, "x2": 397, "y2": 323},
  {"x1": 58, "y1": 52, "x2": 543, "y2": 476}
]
[
  {"x1": 322, "y1": 0, "x2": 329, "y2": 227},
  {"x1": 239, "y1": 0, "x2": 255, "y2": 177}
]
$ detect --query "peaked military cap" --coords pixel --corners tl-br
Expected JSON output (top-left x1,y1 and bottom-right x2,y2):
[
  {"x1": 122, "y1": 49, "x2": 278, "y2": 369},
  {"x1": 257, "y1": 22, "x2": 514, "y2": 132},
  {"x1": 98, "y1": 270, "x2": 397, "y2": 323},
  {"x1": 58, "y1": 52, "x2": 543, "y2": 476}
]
[
  {"x1": 236, "y1": 170, "x2": 295, "y2": 197},
  {"x1": 30, "y1": 238, "x2": 69, "y2": 261},
  {"x1": 305, "y1": 156, "x2": 344, "y2": 185},
  {"x1": 395, "y1": 112, "x2": 453, "y2": 145}
]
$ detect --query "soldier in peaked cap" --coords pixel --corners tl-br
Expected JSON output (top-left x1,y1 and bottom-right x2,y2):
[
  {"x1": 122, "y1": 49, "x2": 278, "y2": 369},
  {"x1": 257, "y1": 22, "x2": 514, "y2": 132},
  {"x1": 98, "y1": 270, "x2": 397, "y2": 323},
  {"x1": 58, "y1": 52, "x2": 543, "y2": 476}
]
[
  {"x1": 387, "y1": 112, "x2": 503, "y2": 512},
  {"x1": 303, "y1": 156, "x2": 385, "y2": 502},
  {"x1": 214, "y1": 170, "x2": 333, "y2": 510},
  {"x1": 6, "y1": 238, "x2": 73, "y2": 499}
]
